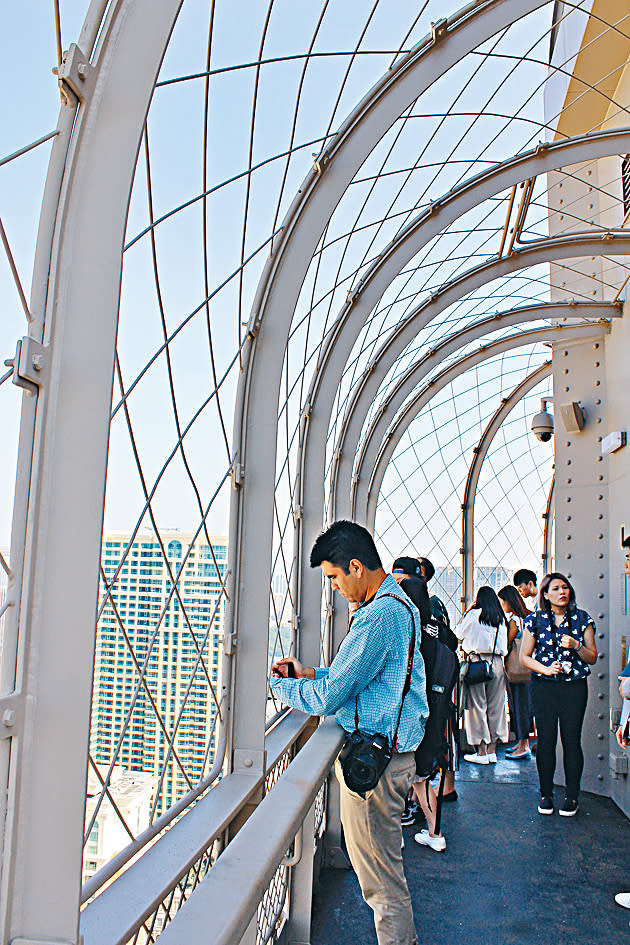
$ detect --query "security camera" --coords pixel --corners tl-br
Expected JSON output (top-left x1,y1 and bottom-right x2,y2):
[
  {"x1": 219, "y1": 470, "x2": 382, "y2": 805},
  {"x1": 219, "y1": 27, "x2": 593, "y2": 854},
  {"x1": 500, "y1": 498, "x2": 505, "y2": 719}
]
[{"x1": 531, "y1": 398, "x2": 554, "y2": 442}]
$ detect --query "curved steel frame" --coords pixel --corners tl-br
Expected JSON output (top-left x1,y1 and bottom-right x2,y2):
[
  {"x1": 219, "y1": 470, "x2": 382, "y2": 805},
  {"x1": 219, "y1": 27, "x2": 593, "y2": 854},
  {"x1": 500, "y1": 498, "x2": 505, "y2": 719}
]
[
  {"x1": 460, "y1": 362, "x2": 552, "y2": 610},
  {"x1": 226, "y1": 0, "x2": 558, "y2": 741},
  {"x1": 5, "y1": 0, "x2": 629, "y2": 939},
  {"x1": 332, "y1": 301, "x2": 618, "y2": 521},
  {"x1": 542, "y1": 474, "x2": 556, "y2": 573},
  {"x1": 361, "y1": 322, "x2": 610, "y2": 527},
  {"x1": 3, "y1": 2, "x2": 184, "y2": 939}
]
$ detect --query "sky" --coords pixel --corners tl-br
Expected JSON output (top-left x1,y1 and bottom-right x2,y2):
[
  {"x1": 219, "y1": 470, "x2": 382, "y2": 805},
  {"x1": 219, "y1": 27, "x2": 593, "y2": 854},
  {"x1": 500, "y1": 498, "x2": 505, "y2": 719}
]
[{"x1": 0, "y1": 0, "x2": 560, "y2": 569}]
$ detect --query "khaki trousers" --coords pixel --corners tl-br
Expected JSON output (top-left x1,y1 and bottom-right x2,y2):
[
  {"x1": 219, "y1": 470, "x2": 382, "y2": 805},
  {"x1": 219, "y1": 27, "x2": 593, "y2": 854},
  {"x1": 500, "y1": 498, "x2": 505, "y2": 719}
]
[
  {"x1": 336, "y1": 750, "x2": 417, "y2": 945},
  {"x1": 465, "y1": 654, "x2": 508, "y2": 745}
]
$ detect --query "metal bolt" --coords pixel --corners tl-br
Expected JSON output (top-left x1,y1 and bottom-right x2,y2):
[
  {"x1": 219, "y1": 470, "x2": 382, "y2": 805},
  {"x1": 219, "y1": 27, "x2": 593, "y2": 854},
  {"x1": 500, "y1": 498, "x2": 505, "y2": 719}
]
[
  {"x1": 243, "y1": 757, "x2": 253, "y2": 768},
  {"x1": 2, "y1": 710, "x2": 15, "y2": 728},
  {"x1": 77, "y1": 63, "x2": 90, "y2": 80},
  {"x1": 31, "y1": 355, "x2": 43, "y2": 372}
]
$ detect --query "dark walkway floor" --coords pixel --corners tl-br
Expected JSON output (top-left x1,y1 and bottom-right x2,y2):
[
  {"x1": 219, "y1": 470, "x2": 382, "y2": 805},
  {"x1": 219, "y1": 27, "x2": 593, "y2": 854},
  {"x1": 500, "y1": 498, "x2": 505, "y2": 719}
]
[{"x1": 311, "y1": 749, "x2": 629, "y2": 945}]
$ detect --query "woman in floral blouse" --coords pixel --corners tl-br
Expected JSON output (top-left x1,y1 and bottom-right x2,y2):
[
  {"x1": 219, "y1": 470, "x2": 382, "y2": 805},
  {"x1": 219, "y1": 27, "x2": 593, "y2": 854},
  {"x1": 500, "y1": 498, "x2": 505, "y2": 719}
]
[{"x1": 520, "y1": 572, "x2": 597, "y2": 817}]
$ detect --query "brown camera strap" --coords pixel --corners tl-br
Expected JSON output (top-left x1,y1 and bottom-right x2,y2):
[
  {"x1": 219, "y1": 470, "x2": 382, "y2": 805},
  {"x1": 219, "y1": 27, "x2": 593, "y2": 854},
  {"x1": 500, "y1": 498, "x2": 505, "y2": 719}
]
[{"x1": 352, "y1": 590, "x2": 417, "y2": 751}]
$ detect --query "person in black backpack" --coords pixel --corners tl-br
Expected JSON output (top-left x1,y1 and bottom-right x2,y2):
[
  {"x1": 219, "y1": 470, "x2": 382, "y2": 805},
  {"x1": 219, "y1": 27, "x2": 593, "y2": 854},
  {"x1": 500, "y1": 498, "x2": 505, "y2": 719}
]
[{"x1": 392, "y1": 560, "x2": 459, "y2": 852}]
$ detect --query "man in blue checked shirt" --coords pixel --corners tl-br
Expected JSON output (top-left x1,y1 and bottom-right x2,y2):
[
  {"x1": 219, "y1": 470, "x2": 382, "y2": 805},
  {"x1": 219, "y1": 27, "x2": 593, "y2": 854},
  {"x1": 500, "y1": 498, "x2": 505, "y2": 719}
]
[{"x1": 271, "y1": 521, "x2": 428, "y2": 945}]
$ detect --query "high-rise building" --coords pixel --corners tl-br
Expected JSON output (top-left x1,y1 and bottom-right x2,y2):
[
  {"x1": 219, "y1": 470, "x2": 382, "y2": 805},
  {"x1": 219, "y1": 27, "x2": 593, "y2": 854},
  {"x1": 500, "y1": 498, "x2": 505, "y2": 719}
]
[{"x1": 92, "y1": 531, "x2": 227, "y2": 816}]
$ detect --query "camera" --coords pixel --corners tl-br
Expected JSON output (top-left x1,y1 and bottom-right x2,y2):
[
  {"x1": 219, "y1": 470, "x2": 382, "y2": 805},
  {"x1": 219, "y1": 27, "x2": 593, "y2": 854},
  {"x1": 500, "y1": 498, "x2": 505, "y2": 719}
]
[
  {"x1": 531, "y1": 408, "x2": 554, "y2": 442},
  {"x1": 339, "y1": 730, "x2": 392, "y2": 796}
]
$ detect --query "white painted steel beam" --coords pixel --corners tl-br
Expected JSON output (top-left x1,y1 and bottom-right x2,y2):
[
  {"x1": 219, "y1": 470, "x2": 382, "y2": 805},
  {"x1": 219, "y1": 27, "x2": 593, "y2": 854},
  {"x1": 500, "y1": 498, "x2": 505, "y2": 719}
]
[
  {"x1": 227, "y1": 0, "x2": 554, "y2": 759},
  {"x1": 362, "y1": 323, "x2": 611, "y2": 529},
  {"x1": 2, "y1": 3, "x2": 184, "y2": 943},
  {"x1": 460, "y1": 362, "x2": 552, "y2": 611}
]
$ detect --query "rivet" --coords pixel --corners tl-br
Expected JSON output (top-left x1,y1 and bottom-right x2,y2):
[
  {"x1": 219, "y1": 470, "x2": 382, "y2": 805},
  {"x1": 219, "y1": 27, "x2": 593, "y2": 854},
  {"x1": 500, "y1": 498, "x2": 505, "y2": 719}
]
[
  {"x1": 598, "y1": 554, "x2": 604, "y2": 559},
  {"x1": 598, "y1": 652, "x2": 605, "y2": 659},
  {"x1": 243, "y1": 757, "x2": 253, "y2": 768},
  {"x1": 598, "y1": 534, "x2": 604, "y2": 540},
  {"x1": 598, "y1": 733, "x2": 604, "y2": 740},
  {"x1": 566, "y1": 515, "x2": 572, "y2": 522},
  {"x1": 598, "y1": 515, "x2": 604, "y2": 520},
  {"x1": 595, "y1": 380, "x2": 601, "y2": 386},
  {"x1": 596, "y1": 418, "x2": 602, "y2": 424},
  {"x1": 598, "y1": 633, "x2": 605, "y2": 639},
  {"x1": 2, "y1": 710, "x2": 15, "y2": 728},
  {"x1": 594, "y1": 342, "x2": 599, "y2": 348},
  {"x1": 595, "y1": 399, "x2": 601, "y2": 405},
  {"x1": 597, "y1": 673, "x2": 605, "y2": 679},
  {"x1": 594, "y1": 361, "x2": 600, "y2": 367},
  {"x1": 564, "y1": 387, "x2": 570, "y2": 393},
  {"x1": 564, "y1": 369, "x2": 569, "y2": 375},
  {"x1": 597, "y1": 614, "x2": 604, "y2": 619},
  {"x1": 598, "y1": 713, "x2": 605, "y2": 720},
  {"x1": 566, "y1": 479, "x2": 572, "y2": 485},
  {"x1": 566, "y1": 441, "x2": 571, "y2": 448},
  {"x1": 598, "y1": 574, "x2": 604, "y2": 579},
  {"x1": 566, "y1": 554, "x2": 572, "y2": 559},
  {"x1": 598, "y1": 475, "x2": 604, "y2": 481},
  {"x1": 598, "y1": 692, "x2": 604, "y2": 699},
  {"x1": 597, "y1": 753, "x2": 604, "y2": 760},
  {"x1": 597, "y1": 456, "x2": 603, "y2": 462},
  {"x1": 563, "y1": 351, "x2": 568, "y2": 357},
  {"x1": 598, "y1": 495, "x2": 604, "y2": 501},
  {"x1": 567, "y1": 535, "x2": 572, "y2": 541},
  {"x1": 597, "y1": 436, "x2": 602, "y2": 442},
  {"x1": 598, "y1": 775, "x2": 604, "y2": 781},
  {"x1": 567, "y1": 572, "x2": 572, "y2": 578},
  {"x1": 598, "y1": 593, "x2": 605, "y2": 599},
  {"x1": 566, "y1": 460, "x2": 572, "y2": 466},
  {"x1": 566, "y1": 497, "x2": 572, "y2": 503}
]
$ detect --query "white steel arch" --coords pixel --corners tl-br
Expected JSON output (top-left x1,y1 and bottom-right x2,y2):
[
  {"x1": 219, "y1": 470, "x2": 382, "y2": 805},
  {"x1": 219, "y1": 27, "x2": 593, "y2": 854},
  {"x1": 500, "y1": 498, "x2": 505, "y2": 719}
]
[
  {"x1": 361, "y1": 322, "x2": 610, "y2": 527},
  {"x1": 460, "y1": 361, "x2": 552, "y2": 609},
  {"x1": 2, "y1": 3, "x2": 183, "y2": 941},
  {"x1": 331, "y1": 301, "x2": 618, "y2": 522},
  {"x1": 227, "y1": 0, "x2": 553, "y2": 713}
]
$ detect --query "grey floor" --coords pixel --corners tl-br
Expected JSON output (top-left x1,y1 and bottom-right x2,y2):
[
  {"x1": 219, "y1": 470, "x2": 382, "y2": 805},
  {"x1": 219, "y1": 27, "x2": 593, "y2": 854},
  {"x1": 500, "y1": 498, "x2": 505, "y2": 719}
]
[{"x1": 311, "y1": 749, "x2": 630, "y2": 945}]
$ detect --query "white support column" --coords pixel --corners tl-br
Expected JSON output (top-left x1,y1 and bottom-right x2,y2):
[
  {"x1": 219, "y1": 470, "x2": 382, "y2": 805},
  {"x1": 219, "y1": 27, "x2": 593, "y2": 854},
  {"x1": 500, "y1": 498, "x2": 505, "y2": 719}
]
[
  {"x1": 1, "y1": 3, "x2": 183, "y2": 943},
  {"x1": 552, "y1": 337, "x2": 610, "y2": 795}
]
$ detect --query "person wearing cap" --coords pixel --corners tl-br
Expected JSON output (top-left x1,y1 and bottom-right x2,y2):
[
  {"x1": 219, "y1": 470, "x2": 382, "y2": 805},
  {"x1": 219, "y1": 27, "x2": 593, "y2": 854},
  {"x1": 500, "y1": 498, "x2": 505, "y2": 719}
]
[{"x1": 614, "y1": 534, "x2": 630, "y2": 909}]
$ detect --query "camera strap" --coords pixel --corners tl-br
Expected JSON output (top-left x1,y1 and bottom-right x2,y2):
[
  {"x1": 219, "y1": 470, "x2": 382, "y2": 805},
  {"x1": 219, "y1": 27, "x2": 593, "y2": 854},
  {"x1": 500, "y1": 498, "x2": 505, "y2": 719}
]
[{"x1": 352, "y1": 591, "x2": 416, "y2": 751}]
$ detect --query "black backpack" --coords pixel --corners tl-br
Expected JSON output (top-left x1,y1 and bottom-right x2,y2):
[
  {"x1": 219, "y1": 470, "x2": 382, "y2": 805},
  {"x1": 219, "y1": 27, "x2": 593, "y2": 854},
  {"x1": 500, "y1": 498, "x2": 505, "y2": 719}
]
[{"x1": 414, "y1": 620, "x2": 460, "y2": 831}]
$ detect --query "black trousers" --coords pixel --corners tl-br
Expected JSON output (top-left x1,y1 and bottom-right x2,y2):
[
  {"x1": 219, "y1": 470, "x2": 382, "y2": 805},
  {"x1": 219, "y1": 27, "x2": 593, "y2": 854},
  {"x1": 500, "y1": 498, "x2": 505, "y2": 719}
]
[{"x1": 530, "y1": 677, "x2": 588, "y2": 799}]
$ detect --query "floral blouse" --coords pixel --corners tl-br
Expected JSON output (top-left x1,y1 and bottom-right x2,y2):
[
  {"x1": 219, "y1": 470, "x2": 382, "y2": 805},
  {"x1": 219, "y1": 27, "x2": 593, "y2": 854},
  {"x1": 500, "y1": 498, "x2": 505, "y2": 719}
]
[{"x1": 524, "y1": 607, "x2": 594, "y2": 680}]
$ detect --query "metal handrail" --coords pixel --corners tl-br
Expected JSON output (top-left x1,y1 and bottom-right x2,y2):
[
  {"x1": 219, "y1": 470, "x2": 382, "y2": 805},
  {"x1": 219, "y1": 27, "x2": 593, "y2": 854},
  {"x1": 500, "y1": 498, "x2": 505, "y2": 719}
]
[{"x1": 156, "y1": 718, "x2": 345, "y2": 945}]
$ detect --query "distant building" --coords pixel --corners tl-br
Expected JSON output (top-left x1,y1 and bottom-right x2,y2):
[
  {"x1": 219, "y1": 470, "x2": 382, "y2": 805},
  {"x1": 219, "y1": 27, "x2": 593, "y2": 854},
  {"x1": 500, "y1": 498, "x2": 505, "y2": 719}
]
[
  {"x1": 92, "y1": 531, "x2": 227, "y2": 816},
  {"x1": 83, "y1": 765, "x2": 154, "y2": 884},
  {"x1": 433, "y1": 564, "x2": 513, "y2": 627}
]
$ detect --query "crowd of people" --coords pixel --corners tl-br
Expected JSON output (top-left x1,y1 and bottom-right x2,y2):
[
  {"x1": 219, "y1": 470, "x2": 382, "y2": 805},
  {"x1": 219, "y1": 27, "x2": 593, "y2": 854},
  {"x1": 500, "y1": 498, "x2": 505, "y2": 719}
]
[{"x1": 270, "y1": 520, "x2": 629, "y2": 945}]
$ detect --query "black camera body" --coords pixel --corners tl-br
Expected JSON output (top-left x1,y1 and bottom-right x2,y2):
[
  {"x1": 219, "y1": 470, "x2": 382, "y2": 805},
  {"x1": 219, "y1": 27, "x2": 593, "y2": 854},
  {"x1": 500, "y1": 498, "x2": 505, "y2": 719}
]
[{"x1": 339, "y1": 730, "x2": 392, "y2": 797}]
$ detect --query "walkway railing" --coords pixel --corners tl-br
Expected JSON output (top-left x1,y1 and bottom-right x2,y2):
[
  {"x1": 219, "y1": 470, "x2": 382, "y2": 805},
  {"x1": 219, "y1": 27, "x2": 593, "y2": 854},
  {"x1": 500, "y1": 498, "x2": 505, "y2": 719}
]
[{"x1": 80, "y1": 712, "x2": 344, "y2": 945}]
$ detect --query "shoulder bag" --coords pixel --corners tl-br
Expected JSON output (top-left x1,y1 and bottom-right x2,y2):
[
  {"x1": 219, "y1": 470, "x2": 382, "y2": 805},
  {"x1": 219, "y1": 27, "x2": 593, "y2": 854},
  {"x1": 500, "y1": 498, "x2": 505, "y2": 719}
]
[
  {"x1": 462, "y1": 620, "x2": 500, "y2": 687},
  {"x1": 505, "y1": 616, "x2": 531, "y2": 684}
]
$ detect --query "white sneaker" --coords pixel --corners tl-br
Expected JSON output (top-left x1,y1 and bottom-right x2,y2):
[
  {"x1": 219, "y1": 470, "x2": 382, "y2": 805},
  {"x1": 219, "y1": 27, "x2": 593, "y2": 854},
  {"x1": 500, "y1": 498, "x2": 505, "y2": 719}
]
[
  {"x1": 615, "y1": 893, "x2": 630, "y2": 909},
  {"x1": 414, "y1": 829, "x2": 446, "y2": 852},
  {"x1": 487, "y1": 752, "x2": 497, "y2": 764},
  {"x1": 464, "y1": 752, "x2": 489, "y2": 765}
]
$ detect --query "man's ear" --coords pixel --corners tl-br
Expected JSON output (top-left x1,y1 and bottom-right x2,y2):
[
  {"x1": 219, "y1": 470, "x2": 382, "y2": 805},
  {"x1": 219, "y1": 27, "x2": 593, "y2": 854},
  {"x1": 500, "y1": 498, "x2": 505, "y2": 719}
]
[{"x1": 348, "y1": 558, "x2": 364, "y2": 578}]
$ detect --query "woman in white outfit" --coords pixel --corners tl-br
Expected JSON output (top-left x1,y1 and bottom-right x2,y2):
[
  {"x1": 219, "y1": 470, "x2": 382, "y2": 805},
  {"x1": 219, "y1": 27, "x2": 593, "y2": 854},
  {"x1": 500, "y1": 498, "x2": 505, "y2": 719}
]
[{"x1": 455, "y1": 586, "x2": 508, "y2": 764}]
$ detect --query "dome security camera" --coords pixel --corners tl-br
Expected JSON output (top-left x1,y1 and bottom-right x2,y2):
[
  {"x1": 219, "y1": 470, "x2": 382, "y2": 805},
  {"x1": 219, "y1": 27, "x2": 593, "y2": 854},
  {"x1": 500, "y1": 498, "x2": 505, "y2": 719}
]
[{"x1": 531, "y1": 402, "x2": 554, "y2": 442}]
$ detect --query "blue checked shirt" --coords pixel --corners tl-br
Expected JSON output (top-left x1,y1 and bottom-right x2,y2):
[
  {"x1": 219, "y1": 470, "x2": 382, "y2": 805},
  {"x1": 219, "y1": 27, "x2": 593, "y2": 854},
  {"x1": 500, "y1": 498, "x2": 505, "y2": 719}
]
[{"x1": 270, "y1": 574, "x2": 429, "y2": 752}]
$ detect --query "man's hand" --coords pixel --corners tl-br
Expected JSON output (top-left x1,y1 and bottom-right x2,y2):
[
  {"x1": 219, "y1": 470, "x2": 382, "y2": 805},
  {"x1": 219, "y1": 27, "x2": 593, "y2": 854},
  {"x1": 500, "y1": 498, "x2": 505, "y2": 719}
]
[
  {"x1": 271, "y1": 657, "x2": 315, "y2": 680},
  {"x1": 617, "y1": 725, "x2": 629, "y2": 750}
]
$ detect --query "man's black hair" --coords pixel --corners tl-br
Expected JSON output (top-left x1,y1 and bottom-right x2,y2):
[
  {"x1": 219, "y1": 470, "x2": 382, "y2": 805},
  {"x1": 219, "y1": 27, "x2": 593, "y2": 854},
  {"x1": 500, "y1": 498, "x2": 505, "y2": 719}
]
[
  {"x1": 473, "y1": 585, "x2": 505, "y2": 628},
  {"x1": 513, "y1": 568, "x2": 537, "y2": 588},
  {"x1": 418, "y1": 557, "x2": 436, "y2": 582},
  {"x1": 399, "y1": 575, "x2": 432, "y2": 627},
  {"x1": 310, "y1": 520, "x2": 382, "y2": 573},
  {"x1": 392, "y1": 555, "x2": 422, "y2": 576}
]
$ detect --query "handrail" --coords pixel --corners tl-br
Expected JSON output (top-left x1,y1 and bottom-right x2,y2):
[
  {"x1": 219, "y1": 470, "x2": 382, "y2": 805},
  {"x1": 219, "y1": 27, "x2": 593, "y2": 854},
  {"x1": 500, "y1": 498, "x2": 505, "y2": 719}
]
[
  {"x1": 80, "y1": 709, "x2": 315, "y2": 944},
  {"x1": 156, "y1": 718, "x2": 345, "y2": 945}
]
